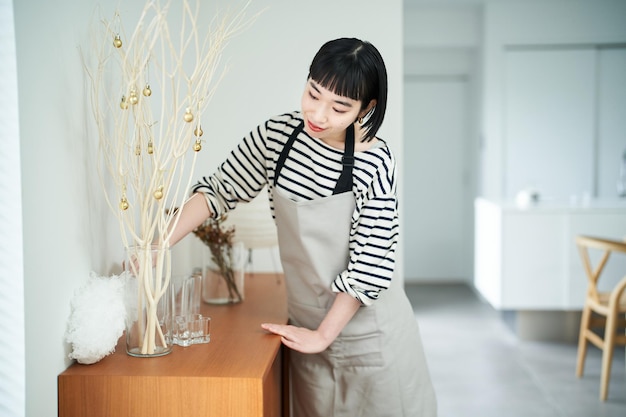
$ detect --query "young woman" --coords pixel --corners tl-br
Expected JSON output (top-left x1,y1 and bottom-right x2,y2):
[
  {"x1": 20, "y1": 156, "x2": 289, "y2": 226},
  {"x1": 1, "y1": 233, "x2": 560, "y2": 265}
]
[{"x1": 170, "y1": 38, "x2": 437, "y2": 417}]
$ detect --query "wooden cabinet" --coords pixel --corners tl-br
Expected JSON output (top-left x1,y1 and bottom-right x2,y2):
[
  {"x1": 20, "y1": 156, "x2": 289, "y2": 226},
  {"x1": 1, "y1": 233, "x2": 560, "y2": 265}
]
[
  {"x1": 474, "y1": 198, "x2": 626, "y2": 310},
  {"x1": 58, "y1": 274, "x2": 288, "y2": 417}
]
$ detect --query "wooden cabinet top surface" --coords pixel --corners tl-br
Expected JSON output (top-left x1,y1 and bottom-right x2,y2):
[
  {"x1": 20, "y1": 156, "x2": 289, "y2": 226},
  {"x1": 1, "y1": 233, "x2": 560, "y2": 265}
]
[{"x1": 59, "y1": 273, "x2": 287, "y2": 379}]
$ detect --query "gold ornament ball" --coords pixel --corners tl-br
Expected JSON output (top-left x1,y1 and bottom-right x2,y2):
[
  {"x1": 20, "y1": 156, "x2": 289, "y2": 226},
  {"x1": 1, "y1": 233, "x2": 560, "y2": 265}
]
[
  {"x1": 194, "y1": 126, "x2": 203, "y2": 137},
  {"x1": 183, "y1": 108, "x2": 194, "y2": 123},
  {"x1": 193, "y1": 141, "x2": 202, "y2": 152},
  {"x1": 143, "y1": 85, "x2": 152, "y2": 97},
  {"x1": 129, "y1": 92, "x2": 139, "y2": 105},
  {"x1": 119, "y1": 198, "x2": 129, "y2": 210},
  {"x1": 120, "y1": 96, "x2": 128, "y2": 110},
  {"x1": 153, "y1": 188, "x2": 164, "y2": 200},
  {"x1": 113, "y1": 35, "x2": 122, "y2": 48},
  {"x1": 147, "y1": 142, "x2": 154, "y2": 154}
]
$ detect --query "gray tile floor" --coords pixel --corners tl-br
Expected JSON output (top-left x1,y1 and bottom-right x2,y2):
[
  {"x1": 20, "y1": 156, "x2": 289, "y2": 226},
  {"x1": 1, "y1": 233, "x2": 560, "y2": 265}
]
[{"x1": 406, "y1": 283, "x2": 626, "y2": 417}]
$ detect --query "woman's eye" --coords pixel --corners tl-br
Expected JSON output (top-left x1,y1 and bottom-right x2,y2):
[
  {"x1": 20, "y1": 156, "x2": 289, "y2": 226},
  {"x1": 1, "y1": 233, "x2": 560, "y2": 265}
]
[
  {"x1": 308, "y1": 92, "x2": 318, "y2": 100},
  {"x1": 333, "y1": 108, "x2": 347, "y2": 114}
]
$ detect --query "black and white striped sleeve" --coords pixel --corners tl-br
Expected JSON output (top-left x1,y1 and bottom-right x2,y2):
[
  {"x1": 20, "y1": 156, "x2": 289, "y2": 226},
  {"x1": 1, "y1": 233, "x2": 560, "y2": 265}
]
[
  {"x1": 191, "y1": 122, "x2": 270, "y2": 218},
  {"x1": 332, "y1": 148, "x2": 399, "y2": 306}
]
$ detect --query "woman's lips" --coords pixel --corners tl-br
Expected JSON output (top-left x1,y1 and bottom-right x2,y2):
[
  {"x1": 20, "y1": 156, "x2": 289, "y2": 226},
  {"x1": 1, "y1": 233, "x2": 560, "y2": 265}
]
[{"x1": 307, "y1": 120, "x2": 324, "y2": 133}]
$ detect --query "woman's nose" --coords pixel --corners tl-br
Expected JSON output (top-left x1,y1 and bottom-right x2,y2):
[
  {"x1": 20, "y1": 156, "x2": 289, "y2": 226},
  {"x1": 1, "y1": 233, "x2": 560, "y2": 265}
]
[{"x1": 313, "y1": 104, "x2": 328, "y2": 122}]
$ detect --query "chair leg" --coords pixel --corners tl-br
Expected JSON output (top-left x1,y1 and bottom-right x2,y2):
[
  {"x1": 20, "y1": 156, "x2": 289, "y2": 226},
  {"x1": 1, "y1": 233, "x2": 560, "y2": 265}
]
[
  {"x1": 600, "y1": 311, "x2": 617, "y2": 401},
  {"x1": 576, "y1": 305, "x2": 591, "y2": 377}
]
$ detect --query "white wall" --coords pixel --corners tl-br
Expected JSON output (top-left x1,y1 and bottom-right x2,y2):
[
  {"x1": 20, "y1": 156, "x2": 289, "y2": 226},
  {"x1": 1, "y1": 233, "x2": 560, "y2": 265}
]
[
  {"x1": 0, "y1": 0, "x2": 25, "y2": 415},
  {"x1": 481, "y1": 0, "x2": 626, "y2": 200},
  {"x1": 12, "y1": 0, "x2": 403, "y2": 415},
  {"x1": 404, "y1": 3, "x2": 481, "y2": 48}
]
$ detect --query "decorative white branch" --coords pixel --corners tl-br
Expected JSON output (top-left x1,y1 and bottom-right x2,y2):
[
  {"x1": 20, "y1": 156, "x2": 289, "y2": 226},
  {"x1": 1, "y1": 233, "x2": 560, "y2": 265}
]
[{"x1": 83, "y1": 0, "x2": 255, "y2": 355}]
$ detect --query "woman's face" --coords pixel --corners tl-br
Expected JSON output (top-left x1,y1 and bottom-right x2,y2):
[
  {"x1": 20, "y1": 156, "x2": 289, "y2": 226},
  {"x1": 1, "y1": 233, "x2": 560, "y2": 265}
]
[{"x1": 301, "y1": 79, "x2": 365, "y2": 145}]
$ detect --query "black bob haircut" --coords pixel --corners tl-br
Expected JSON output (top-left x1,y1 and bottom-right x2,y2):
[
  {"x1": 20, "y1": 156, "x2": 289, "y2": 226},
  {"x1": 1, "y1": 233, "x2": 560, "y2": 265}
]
[{"x1": 307, "y1": 38, "x2": 388, "y2": 142}]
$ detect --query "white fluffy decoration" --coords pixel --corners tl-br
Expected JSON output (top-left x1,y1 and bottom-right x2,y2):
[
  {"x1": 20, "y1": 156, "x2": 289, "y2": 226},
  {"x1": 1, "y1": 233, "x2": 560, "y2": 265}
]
[{"x1": 65, "y1": 271, "x2": 130, "y2": 364}]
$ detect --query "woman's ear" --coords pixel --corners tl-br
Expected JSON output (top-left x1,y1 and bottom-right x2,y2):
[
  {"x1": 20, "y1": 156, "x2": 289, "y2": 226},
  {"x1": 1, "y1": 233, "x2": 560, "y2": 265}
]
[{"x1": 360, "y1": 99, "x2": 377, "y2": 119}]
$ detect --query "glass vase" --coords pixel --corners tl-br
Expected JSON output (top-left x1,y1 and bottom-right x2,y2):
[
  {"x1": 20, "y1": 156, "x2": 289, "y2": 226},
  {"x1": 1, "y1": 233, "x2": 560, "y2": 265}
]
[
  {"x1": 124, "y1": 245, "x2": 174, "y2": 357},
  {"x1": 202, "y1": 241, "x2": 246, "y2": 304}
]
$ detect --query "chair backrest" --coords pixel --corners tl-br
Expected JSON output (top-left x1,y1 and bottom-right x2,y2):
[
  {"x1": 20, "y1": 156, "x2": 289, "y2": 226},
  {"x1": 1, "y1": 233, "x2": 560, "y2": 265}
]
[
  {"x1": 575, "y1": 235, "x2": 626, "y2": 301},
  {"x1": 609, "y1": 275, "x2": 626, "y2": 306}
]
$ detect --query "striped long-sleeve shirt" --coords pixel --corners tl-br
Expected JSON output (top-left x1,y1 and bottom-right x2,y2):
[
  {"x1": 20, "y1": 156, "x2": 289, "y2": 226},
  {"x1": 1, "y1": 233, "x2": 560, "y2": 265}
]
[{"x1": 191, "y1": 111, "x2": 399, "y2": 305}]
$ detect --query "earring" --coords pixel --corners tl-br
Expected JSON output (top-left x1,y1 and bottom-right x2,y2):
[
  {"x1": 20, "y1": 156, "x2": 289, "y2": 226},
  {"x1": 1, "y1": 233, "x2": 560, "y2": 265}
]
[{"x1": 360, "y1": 107, "x2": 375, "y2": 125}]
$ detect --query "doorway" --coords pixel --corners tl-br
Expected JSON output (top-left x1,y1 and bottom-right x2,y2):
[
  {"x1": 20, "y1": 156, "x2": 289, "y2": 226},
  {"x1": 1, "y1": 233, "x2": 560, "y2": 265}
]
[{"x1": 403, "y1": 74, "x2": 474, "y2": 282}]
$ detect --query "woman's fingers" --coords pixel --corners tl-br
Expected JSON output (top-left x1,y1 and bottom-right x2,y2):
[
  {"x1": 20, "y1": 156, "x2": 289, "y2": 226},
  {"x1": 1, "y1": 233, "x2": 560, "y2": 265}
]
[
  {"x1": 261, "y1": 323, "x2": 291, "y2": 338},
  {"x1": 260, "y1": 323, "x2": 329, "y2": 354}
]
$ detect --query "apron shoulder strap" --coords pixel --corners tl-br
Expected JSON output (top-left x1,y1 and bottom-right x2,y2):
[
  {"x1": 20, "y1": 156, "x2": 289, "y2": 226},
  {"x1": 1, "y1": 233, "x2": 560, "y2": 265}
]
[
  {"x1": 274, "y1": 121, "x2": 304, "y2": 186},
  {"x1": 333, "y1": 123, "x2": 355, "y2": 195}
]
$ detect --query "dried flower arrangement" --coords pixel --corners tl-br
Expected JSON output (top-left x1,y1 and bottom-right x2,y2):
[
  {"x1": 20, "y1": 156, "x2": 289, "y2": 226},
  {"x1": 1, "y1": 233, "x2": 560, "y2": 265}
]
[{"x1": 193, "y1": 216, "x2": 244, "y2": 303}]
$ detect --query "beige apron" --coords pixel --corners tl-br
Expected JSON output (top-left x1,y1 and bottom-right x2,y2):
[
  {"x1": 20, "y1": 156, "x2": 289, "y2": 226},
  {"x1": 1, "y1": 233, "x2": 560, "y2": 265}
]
[{"x1": 273, "y1": 123, "x2": 437, "y2": 417}]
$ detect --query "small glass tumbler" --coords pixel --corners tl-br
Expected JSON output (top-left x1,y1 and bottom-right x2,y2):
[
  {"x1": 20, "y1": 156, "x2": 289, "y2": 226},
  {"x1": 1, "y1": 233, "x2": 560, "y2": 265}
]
[
  {"x1": 172, "y1": 316, "x2": 189, "y2": 347},
  {"x1": 193, "y1": 316, "x2": 211, "y2": 344}
]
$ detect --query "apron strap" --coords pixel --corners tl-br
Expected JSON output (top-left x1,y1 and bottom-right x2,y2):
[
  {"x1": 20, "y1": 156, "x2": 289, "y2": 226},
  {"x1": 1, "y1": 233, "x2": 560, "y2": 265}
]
[
  {"x1": 333, "y1": 123, "x2": 355, "y2": 195},
  {"x1": 274, "y1": 120, "x2": 355, "y2": 195},
  {"x1": 274, "y1": 121, "x2": 304, "y2": 187}
]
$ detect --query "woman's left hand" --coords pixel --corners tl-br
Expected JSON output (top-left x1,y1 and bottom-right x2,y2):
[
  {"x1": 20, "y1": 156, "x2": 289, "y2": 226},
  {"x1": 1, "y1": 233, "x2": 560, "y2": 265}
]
[{"x1": 261, "y1": 323, "x2": 332, "y2": 354}]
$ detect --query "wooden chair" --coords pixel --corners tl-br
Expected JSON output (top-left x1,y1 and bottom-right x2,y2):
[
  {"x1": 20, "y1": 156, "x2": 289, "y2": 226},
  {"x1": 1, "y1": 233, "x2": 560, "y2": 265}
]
[{"x1": 575, "y1": 235, "x2": 626, "y2": 401}]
